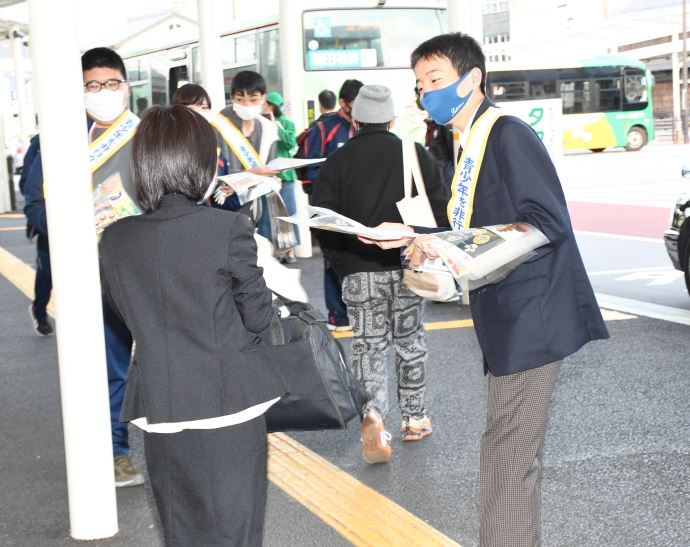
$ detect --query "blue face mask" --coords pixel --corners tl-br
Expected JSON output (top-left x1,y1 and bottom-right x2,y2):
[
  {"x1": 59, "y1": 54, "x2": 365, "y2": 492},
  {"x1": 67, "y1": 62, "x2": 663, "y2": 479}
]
[{"x1": 420, "y1": 71, "x2": 473, "y2": 125}]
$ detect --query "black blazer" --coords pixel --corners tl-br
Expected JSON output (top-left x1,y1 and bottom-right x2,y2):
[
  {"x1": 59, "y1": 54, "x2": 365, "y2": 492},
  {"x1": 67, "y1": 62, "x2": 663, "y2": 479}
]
[
  {"x1": 99, "y1": 194, "x2": 287, "y2": 424},
  {"x1": 462, "y1": 99, "x2": 609, "y2": 375}
]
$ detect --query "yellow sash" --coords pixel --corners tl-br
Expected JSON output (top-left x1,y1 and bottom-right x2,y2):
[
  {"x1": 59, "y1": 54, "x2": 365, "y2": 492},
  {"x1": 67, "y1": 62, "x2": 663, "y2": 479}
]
[
  {"x1": 448, "y1": 106, "x2": 503, "y2": 229},
  {"x1": 210, "y1": 114, "x2": 263, "y2": 169},
  {"x1": 88, "y1": 110, "x2": 139, "y2": 173}
]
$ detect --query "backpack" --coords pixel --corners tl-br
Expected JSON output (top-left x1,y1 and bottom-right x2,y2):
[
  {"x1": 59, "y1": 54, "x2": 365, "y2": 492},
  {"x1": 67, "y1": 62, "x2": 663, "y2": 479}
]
[{"x1": 293, "y1": 119, "x2": 341, "y2": 191}]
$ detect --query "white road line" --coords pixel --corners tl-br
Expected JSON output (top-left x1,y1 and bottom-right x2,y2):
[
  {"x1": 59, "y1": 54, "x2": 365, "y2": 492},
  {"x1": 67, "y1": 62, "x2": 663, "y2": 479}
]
[
  {"x1": 574, "y1": 230, "x2": 665, "y2": 244},
  {"x1": 588, "y1": 266, "x2": 675, "y2": 276},
  {"x1": 595, "y1": 293, "x2": 690, "y2": 326}
]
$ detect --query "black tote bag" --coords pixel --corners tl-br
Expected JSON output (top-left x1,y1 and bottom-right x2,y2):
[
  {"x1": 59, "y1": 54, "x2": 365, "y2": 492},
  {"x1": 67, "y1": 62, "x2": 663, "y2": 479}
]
[{"x1": 262, "y1": 295, "x2": 368, "y2": 433}]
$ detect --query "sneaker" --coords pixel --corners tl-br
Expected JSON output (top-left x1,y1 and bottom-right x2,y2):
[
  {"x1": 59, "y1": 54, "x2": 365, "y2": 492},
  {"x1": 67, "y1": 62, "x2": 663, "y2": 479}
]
[
  {"x1": 29, "y1": 305, "x2": 54, "y2": 336},
  {"x1": 326, "y1": 317, "x2": 351, "y2": 332},
  {"x1": 401, "y1": 416, "x2": 433, "y2": 441},
  {"x1": 279, "y1": 255, "x2": 297, "y2": 265},
  {"x1": 360, "y1": 409, "x2": 392, "y2": 464},
  {"x1": 114, "y1": 454, "x2": 144, "y2": 487}
]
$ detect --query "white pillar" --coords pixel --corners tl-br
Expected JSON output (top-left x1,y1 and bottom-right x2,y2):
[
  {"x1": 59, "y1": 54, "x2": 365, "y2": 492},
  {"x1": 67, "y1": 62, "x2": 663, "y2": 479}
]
[
  {"x1": 197, "y1": 0, "x2": 226, "y2": 110},
  {"x1": 278, "y1": 0, "x2": 305, "y2": 130},
  {"x1": 0, "y1": 115, "x2": 10, "y2": 213},
  {"x1": 10, "y1": 26, "x2": 32, "y2": 141},
  {"x1": 448, "y1": 0, "x2": 484, "y2": 43},
  {"x1": 673, "y1": 47, "x2": 681, "y2": 142},
  {"x1": 27, "y1": 0, "x2": 118, "y2": 539}
]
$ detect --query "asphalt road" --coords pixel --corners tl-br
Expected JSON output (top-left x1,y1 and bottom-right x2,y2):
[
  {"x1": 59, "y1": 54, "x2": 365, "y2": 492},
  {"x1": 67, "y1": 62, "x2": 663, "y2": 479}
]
[{"x1": 1, "y1": 141, "x2": 688, "y2": 546}]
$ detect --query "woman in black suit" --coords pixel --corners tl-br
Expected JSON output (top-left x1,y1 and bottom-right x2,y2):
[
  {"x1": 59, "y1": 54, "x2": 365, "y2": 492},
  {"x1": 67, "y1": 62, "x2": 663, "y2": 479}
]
[{"x1": 99, "y1": 105, "x2": 286, "y2": 546}]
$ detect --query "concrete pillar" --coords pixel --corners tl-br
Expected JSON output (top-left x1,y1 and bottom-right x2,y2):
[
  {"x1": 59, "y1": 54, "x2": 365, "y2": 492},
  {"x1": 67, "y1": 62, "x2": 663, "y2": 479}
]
[
  {"x1": 448, "y1": 0, "x2": 484, "y2": 43},
  {"x1": 278, "y1": 0, "x2": 304, "y2": 130},
  {"x1": 672, "y1": 47, "x2": 681, "y2": 143},
  {"x1": 10, "y1": 26, "x2": 32, "y2": 142},
  {"x1": 197, "y1": 0, "x2": 226, "y2": 110},
  {"x1": 0, "y1": 115, "x2": 10, "y2": 213},
  {"x1": 27, "y1": 0, "x2": 118, "y2": 539}
]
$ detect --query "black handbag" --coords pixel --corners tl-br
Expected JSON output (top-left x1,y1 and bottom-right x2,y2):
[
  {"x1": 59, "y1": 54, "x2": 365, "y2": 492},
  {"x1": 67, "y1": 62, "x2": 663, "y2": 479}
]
[{"x1": 262, "y1": 294, "x2": 368, "y2": 433}]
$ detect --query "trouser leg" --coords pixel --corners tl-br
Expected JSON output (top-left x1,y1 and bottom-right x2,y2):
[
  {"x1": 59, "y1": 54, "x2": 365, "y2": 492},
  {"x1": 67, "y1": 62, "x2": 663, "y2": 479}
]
[
  {"x1": 103, "y1": 300, "x2": 133, "y2": 457},
  {"x1": 342, "y1": 271, "x2": 393, "y2": 418},
  {"x1": 479, "y1": 360, "x2": 562, "y2": 547},
  {"x1": 144, "y1": 417, "x2": 268, "y2": 546},
  {"x1": 324, "y1": 259, "x2": 347, "y2": 323},
  {"x1": 391, "y1": 271, "x2": 428, "y2": 418},
  {"x1": 33, "y1": 234, "x2": 52, "y2": 321}
]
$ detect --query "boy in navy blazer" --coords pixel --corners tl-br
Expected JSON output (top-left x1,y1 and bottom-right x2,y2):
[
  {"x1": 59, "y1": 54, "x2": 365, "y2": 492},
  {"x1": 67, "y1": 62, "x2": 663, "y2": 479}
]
[{"x1": 362, "y1": 33, "x2": 608, "y2": 547}]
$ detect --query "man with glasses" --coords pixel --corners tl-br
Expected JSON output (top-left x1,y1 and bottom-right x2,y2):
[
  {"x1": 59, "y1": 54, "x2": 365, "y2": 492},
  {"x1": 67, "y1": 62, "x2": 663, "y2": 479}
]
[{"x1": 24, "y1": 47, "x2": 144, "y2": 488}]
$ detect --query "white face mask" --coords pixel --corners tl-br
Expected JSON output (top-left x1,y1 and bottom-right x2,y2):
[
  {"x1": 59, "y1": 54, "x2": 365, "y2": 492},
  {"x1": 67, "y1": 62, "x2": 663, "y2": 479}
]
[
  {"x1": 84, "y1": 89, "x2": 127, "y2": 122},
  {"x1": 232, "y1": 102, "x2": 263, "y2": 121}
]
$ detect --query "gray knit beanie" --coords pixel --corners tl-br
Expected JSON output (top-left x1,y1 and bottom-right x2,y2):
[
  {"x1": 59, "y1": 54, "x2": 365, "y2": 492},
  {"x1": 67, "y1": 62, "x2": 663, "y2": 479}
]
[{"x1": 351, "y1": 84, "x2": 395, "y2": 124}]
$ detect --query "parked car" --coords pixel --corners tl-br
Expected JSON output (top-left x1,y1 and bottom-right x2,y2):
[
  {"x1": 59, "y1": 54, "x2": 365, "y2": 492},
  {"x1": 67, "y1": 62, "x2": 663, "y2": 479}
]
[{"x1": 663, "y1": 165, "x2": 690, "y2": 294}]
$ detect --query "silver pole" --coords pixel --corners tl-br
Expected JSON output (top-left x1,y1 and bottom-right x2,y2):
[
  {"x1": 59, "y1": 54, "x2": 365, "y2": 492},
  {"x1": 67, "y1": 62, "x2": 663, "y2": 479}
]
[
  {"x1": 683, "y1": 0, "x2": 688, "y2": 144},
  {"x1": 27, "y1": 0, "x2": 118, "y2": 539},
  {"x1": 10, "y1": 26, "x2": 31, "y2": 142},
  {"x1": 278, "y1": 0, "x2": 304, "y2": 130},
  {"x1": 197, "y1": 0, "x2": 226, "y2": 110}
]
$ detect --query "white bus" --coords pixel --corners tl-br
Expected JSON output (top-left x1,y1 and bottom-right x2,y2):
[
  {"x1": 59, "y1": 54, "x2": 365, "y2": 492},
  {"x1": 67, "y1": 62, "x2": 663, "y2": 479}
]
[{"x1": 120, "y1": 1, "x2": 447, "y2": 136}]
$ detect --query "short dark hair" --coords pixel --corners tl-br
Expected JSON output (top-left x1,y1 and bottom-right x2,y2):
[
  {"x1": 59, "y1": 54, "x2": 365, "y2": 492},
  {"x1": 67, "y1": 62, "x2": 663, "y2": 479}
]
[
  {"x1": 132, "y1": 105, "x2": 217, "y2": 212},
  {"x1": 81, "y1": 47, "x2": 127, "y2": 80},
  {"x1": 318, "y1": 89, "x2": 337, "y2": 110},
  {"x1": 231, "y1": 71, "x2": 266, "y2": 96},
  {"x1": 338, "y1": 79, "x2": 364, "y2": 102},
  {"x1": 171, "y1": 83, "x2": 212, "y2": 110},
  {"x1": 410, "y1": 33, "x2": 486, "y2": 93}
]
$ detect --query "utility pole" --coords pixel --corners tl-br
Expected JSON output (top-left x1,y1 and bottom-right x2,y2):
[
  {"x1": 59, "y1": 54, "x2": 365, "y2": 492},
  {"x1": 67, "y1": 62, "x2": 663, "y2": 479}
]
[{"x1": 683, "y1": 0, "x2": 688, "y2": 143}]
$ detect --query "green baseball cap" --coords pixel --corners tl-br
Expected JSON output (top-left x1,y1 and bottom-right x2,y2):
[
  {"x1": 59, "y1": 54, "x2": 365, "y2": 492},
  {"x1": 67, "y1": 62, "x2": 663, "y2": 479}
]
[{"x1": 266, "y1": 91, "x2": 283, "y2": 107}]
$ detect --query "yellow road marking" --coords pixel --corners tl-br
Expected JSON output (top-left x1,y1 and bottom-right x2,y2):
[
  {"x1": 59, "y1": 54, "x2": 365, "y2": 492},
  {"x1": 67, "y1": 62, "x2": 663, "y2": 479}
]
[
  {"x1": 269, "y1": 433, "x2": 459, "y2": 546},
  {"x1": 333, "y1": 310, "x2": 634, "y2": 339},
  {"x1": 0, "y1": 245, "x2": 460, "y2": 547},
  {"x1": 0, "y1": 213, "x2": 25, "y2": 219},
  {"x1": 0, "y1": 227, "x2": 24, "y2": 232}
]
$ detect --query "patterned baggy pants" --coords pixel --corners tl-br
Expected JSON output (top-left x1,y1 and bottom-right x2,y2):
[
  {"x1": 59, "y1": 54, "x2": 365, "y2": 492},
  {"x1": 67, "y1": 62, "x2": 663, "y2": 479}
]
[{"x1": 341, "y1": 270, "x2": 428, "y2": 420}]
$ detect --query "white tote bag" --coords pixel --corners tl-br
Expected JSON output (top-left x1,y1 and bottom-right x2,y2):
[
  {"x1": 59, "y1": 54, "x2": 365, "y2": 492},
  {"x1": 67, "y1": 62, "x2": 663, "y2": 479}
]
[
  {"x1": 396, "y1": 141, "x2": 457, "y2": 302},
  {"x1": 396, "y1": 141, "x2": 437, "y2": 228}
]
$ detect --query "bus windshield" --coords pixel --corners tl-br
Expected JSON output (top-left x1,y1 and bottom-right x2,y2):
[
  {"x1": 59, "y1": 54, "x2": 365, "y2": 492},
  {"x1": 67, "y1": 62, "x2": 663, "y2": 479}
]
[{"x1": 303, "y1": 8, "x2": 445, "y2": 71}]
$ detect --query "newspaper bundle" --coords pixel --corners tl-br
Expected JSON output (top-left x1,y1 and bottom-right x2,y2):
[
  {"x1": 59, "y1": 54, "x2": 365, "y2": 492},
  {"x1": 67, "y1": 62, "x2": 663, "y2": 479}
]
[{"x1": 404, "y1": 223, "x2": 549, "y2": 289}]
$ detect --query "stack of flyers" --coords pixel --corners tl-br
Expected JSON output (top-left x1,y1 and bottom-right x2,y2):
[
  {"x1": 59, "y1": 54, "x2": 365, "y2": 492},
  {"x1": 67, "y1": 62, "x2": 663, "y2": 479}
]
[
  {"x1": 205, "y1": 172, "x2": 281, "y2": 206},
  {"x1": 404, "y1": 223, "x2": 548, "y2": 288},
  {"x1": 93, "y1": 173, "x2": 141, "y2": 235}
]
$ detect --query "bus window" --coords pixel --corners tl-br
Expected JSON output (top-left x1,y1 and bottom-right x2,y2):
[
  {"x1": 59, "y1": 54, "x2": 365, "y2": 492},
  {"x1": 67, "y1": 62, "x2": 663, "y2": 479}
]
[
  {"x1": 150, "y1": 57, "x2": 168, "y2": 106},
  {"x1": 259, "y1": 28, "x2": 282, "y2": 93},
  {"x1": 623, "y1": 68, "x2": 648, "y2": 110},
  {"x1": 235, "y1": 34, "x2": 256, "y2": 65},
  {"x1": 302, "y1": 8, "x2": 445, "y2": 70},
  {"x1": 561, "y1": 80, "x2": 591, "y2": 114},
  {"x1": 593, "y1": 78, "x2": 621, "y2": 112},
  {"x1": 169, "y1": 65, "x2": 190, "y2": 101}
]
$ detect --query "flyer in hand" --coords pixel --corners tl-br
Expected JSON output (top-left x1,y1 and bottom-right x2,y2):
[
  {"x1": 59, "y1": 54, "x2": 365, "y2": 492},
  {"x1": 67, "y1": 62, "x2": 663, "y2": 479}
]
[
  {"x1": 93, "y1": 172, "x2": 141, "y2": 236},
  {"x1": 266, "y1": 157, "x2": 326, "y2": 172},
  {"x1": 277, "y1": 206, "x2": 418, "y2": 241},
  {"x1": 404, "y1": 223, "x2": 548, "y2": 288},
  {"x1": 206, "y1": 172, "x2": 281, "y2": 206}
]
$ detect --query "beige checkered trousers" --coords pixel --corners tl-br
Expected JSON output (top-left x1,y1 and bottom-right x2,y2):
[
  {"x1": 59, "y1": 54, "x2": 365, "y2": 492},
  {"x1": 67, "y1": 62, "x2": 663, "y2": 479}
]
[{"x1": 480, "y1": 360, "x2": 563, "y2": 547}]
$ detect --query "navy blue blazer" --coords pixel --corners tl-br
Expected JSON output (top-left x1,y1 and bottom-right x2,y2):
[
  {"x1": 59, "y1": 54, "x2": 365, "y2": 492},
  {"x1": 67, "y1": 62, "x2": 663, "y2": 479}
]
[{"x1": 455, "y1": 99, "x2": 608, "y2": 375}]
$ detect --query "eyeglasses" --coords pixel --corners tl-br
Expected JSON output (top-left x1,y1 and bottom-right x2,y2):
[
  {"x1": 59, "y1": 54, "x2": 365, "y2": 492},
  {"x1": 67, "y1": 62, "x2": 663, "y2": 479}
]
[{"x1": 84, "y1": 79, "x2": 126, "y2": 93}]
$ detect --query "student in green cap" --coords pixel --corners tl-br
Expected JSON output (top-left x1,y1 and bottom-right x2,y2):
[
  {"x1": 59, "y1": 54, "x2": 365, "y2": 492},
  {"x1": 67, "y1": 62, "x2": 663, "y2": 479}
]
[{"x1": 264, "y1": 90, "x2": 299, "y2": 263}]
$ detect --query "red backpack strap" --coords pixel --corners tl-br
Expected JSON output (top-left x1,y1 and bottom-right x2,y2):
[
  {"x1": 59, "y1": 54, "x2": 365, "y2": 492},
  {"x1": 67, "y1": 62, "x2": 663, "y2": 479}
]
[{"x1": 325, "y1": 123, "x2": 341, "y2": 147}]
